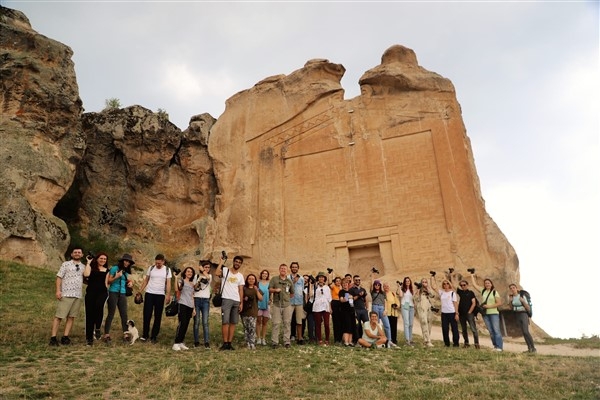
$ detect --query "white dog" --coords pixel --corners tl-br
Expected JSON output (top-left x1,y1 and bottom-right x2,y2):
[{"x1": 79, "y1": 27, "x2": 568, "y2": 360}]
[{"x1": 126, "y1": 320, "x2": 139, "y2": 345}]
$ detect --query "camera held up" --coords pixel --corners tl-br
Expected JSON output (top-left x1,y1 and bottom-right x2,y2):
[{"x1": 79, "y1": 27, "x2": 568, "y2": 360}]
[
  {"x1": 429, "y1": 270, "x2": 436, "y2": 277},
  {"x1": 371, "y1": 267, "x2": 379, "y2": 274},
  {"x1": 467, "y1": 268, "x2": 475, "y2": 274}
]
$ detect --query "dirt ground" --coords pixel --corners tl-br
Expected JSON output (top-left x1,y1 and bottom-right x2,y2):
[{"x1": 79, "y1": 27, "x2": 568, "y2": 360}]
[{"x1": 411, "y1": 319, "x2": 599, "y2": 357}]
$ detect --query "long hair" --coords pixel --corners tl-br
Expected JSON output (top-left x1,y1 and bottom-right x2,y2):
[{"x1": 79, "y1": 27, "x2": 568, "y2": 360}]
[
  {"x1": 259, "y1": 269, "x2": 270, "y2": 281},
  {"x1": 484, "y1": 278, "x2": 495, "y2": 292},
  {"x1": 90, "y1": 252, "x2": 108, "y2": 272},
  {"x1": 181, "y1": 267, "x2": 195, "y2": 282},
  {"x1": 245, "y1": 273, "x2": 258, "y2": 287},
  {"x1": 401, "y1": 277, "x2": 413, "y2": 294}
]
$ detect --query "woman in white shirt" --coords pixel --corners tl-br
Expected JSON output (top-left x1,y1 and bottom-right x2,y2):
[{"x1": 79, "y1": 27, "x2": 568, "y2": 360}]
[
  {"x1": 432, "y1": 277, "x2": 459, "y2": 347},
  {"x1": 312, "y1": 272, "x2": 332, "y2": 346},
  {"x1": 397, "y1": 277, "x2": 415, "y2": 346}
]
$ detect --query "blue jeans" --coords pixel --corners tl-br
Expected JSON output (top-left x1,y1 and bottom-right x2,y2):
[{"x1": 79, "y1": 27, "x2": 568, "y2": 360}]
[
  {"x1": 372, "y1": 304, "x2": 391, "y2": 342},
  {"x1": 400, "y1": 305, "x2": 414, "y2": 342},
  {"x1": 483, "y1": 313, "x2": 503, "y2": 349},
  {"x1": 193, "y1": 297, "x2": 210, "y2": 344}
]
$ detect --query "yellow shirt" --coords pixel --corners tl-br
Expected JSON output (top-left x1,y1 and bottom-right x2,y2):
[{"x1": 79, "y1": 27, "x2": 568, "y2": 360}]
[{"x1": 385, "y1": 291, "x2": 400, "y2": 317}]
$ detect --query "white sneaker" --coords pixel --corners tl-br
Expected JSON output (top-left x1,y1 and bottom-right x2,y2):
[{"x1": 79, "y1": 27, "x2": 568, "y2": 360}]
[
  {"x1": 179, "y1": 343, "x2": 189, "y2": 350},
  {"x1": 426, "y1": 342, "x2": 434, "y2": 347},
  {"x1": 172, "y1": 343, "x2": 181, "y2": 351},
  {"x1": 495, "y1": 348, "x2": 503, "y2": 352},
  {"x1": 388, "y1": 341, "x2": 398, "y2": 348}
]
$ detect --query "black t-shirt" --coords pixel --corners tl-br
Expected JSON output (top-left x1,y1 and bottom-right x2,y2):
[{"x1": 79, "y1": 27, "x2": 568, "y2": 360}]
[
  {"x1": 349, "y1": 286, "x2": 367, "y2": 310},
  {"x1": 456, "y1": 288, "x2": 476, "y2": 314},
  {"x1": 339, "y1": 289, "x2": 353, "y2": 311},
  {"x1": 85, "y1": 269, "x2": 108, "y2": 295}
]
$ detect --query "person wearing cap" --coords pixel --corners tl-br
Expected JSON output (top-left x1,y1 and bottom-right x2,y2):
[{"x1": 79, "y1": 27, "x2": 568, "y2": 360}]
[
  {"x1": 103, "y1": 253, "x2": 135, "y2": 344},
  {"x1": 312, "y1": 272, "x2": 332, "y2": 345},
  {"x1": 139, "y1": 254, "x2": 173, "y2": 344}
]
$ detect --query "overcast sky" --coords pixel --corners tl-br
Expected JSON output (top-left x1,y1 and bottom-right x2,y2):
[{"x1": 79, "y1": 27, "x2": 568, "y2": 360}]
[{"x1": 4, "y1": 1, "x2": 598, "y2": 339}]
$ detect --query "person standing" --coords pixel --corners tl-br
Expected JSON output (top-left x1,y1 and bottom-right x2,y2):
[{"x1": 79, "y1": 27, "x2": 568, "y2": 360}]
[
  {"x1": 338, "y1": 279, "x2": 356, "y2": 346},
  {"x1": 173, "y1": 267, "x2": 196, "y2": 351},
  {"x1": 398, "y1": 277, "x2": 416, "y2": 346},
  {"x1": 329, "y1": 275, "x2": 343, "y2": 344},
  {"x1": 256, "y1": 269, "x2": 271, "y2": 346},
  {"x1": 241, "y1": 274, "x2": 263, "y2": 350},
  {"x1": 49, "y1": 247, "x2": 85, "y2": 346},
  {"x1": 139, "y1": 254, "x2": 172, "y2": 344},
  {"x1": 508, "y1": 284, "x2": 536, "y2": 353},
  {"x1": 288, "y1": 262, "x2": 305, "y2": 344},
  {"x1": 103, "y1": 253, "x2": 134, "y2": 345},
  {"x1": 456, "y1": 279, "x2": 480, "y2": 349},
  {"x1": 432, "y1": 276, "x2": 460, "y2": 347},
  {"x1": 216, "y1": 255, "x2": 245, "y2": 350},
  {"x1": 83, "y1": 252, "x2": 109, "y2": 346},
  {"x1": 193, "y1": 260, "x2": 212, "y2": 348},
  {"x1": 349, "y1": 275, "x2": 369, "y2": 343},
  {"x1": 470, "y1": 274, "x2": 503, "y2": 351},
  {"x1": 383, "y1": 283, "x2": 400, "y2": 345},
  {"x1": 312, "y1": 272, "x2": 332, "y2": 346},
  {"x1": 414, "y1": 277, "x2": 436, "y2": 347},
  {"x1": 371, "y1": 279, "x2": 394, "y2": 347},
  {"x1": 269, "y1": 264, "x2": 294, "y2": 348}
]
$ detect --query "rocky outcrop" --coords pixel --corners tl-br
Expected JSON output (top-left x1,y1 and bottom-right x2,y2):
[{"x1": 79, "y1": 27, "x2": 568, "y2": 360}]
[
  {"x1": 63, "y1": 107, "x2": 217, "y2": 266},
  {"x1": 0, "y1": 7, "x2": 84, "y2": 266}
]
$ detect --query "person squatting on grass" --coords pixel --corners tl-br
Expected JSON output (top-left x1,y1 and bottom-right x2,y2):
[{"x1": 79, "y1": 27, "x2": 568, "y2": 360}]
[
  {"x1": 193, "y1": 260, "x2": 213, "y2": 349},
  {"x1": 139, "y1": 254, "x2": 172, "y2": 343},
  {"x1": 172, "y1": 267, "x2": 196, "y2": 351},
  {"x1": 256, "y1": 269, "x2": 271, "y2": 346},
  {"x1": 83, "y1": 252, "x2": 109, "y2": 346},
  {"x1": 241, "y1": 273, "x2": 263, "y2": 349},
  {"x1": 103, "y1": 253, "x2": 134, "y2": 345},
  {"x1": 357, "y1": 311, "x2": 389, "y2": 348},
  {"x1": 49, "y1": 247, "x2": 85, "y2": 346},
  {"x1": 217, "y1": 255, "x2": 245, "y2": 350}
]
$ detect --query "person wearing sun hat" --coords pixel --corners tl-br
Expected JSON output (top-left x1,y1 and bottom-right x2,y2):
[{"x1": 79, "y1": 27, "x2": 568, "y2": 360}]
[
  {"x1": 103, "y1": 253, "x2": 135, "y2": 344},
  {"x1": 312, "y1": 271, "x2": 332, "y2": 345}
]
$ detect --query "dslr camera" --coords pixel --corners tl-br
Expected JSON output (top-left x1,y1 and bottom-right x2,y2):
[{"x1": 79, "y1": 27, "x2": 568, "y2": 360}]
[
  {"x1": 221, "y1": 250, "x2": 228, "y2": 261},
  {"x1": 327, "y1": 268, "x2": 333, "y2": 274},
  {"x1": 371, "y1": 267, "x2": 379, "y2": 274},
  {"x1": 308, "y1": 275, "x2": 316, "y2": 284},
  {"x1": 171, "y1": 265, "x2": 182, "y2": 275},
  {"x1": 430, "y1": 306, "x2": 440, "y2": 313},
  {"x1": 448, "y1": 267, "x2": 455, "y2": 273},
  {"x1": 86, "y1": 251, "x2": 95, "y2": 260},
  {"x1": 467, "y1": 268, "x2": 475, "y2": 274},
  {"x1": 415, "y1": 282, "x2": 423, "y2": 289},
  {"x1": 429, "y1": 271, "x2": 436, "y2": 277}
]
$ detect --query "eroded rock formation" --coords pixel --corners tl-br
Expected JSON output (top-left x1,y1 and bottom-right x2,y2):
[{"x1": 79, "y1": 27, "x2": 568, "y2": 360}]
[
  {"x1": 209, "y1": 45, "x2": 519, "y2": 288},
  {"x1": 66, "y1": 108, "x2": 217, "y2": 265},
  {"x1": 0, "y1": 7, "x2": 84, "y2": 265}
]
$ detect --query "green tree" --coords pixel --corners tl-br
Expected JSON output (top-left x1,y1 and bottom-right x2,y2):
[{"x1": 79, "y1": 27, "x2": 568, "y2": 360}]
[{"x1": 104, "y1": 98, "x2": 121, "y2": 110}]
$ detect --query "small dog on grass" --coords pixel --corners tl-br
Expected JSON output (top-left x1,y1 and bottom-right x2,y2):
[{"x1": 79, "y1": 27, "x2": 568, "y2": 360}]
[{"x1": 125, "y1": 320, "x2": 139, "y2": 345}]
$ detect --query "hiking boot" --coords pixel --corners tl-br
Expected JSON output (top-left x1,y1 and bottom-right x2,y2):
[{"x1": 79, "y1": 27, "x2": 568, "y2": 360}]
[
  {"x1": 49, "y1": 337, "x2": 59, "y2": 346},
  {"x1": 60, "y1": 336, "x2": 71, "y2": 345},
  {"x1": 463, "y1": 343, "x2": 470, "y2": 348},
  {"x1": 194, "y1": 342, "x2": 201, "y2": 348},
  {"x1": 228, "y1": 343, "x2": 235, "y2": 350},
  {"x1": 219, "y1": 343, "x2": 229, "y2": 351},
  {"x1": 204, "y1": 342, "x2": 210, "y2": 349},
  {"x1": 86, "y1": 340, "x2": 93, "y2": 347},
  {"x1": 150, "y1": 338, "x2": 157, "y2": 344}
]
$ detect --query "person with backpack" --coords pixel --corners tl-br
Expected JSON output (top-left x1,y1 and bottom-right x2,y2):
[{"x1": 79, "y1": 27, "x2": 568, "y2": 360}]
[
  {"x1": 470, "y1": 274, "x2": 503, "y2": 351},
  {"x1": 139, "y1": 254, "x2": 172, "y2": 344},
  {"x1": 508, "y1": 284, "x2": 536, "y2": 353},
  {"x1": 103, "y1": 253, "x2": 134, "y2": 345}
]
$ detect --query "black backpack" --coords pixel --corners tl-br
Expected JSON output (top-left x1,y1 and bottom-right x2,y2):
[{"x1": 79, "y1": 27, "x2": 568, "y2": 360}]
[{"x1": 519, "y1": 290, "x2": 533, "y2": 317}]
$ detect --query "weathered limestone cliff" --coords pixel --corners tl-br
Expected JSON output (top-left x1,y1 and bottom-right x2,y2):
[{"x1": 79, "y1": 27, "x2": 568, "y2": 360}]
[
  {"x1": 209, "y1": 45, "x2": 519, "y2": 287},
  {"x1": 65, "y1": 108, "x2": 217, "y2": 265},
  {"x1": 0, "y1": 7, "x2": 84, "y2": 266}
]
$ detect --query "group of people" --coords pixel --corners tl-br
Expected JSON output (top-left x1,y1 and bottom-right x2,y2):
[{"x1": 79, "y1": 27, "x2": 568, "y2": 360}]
[{"x1": 49, "y1": 248, "x2": 536, "y2": 354}]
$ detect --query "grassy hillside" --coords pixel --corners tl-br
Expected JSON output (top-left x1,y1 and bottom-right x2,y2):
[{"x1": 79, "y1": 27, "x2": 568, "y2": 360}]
[{"x1": 0, "y1": 260, "x2": 598, "y2": 399}]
